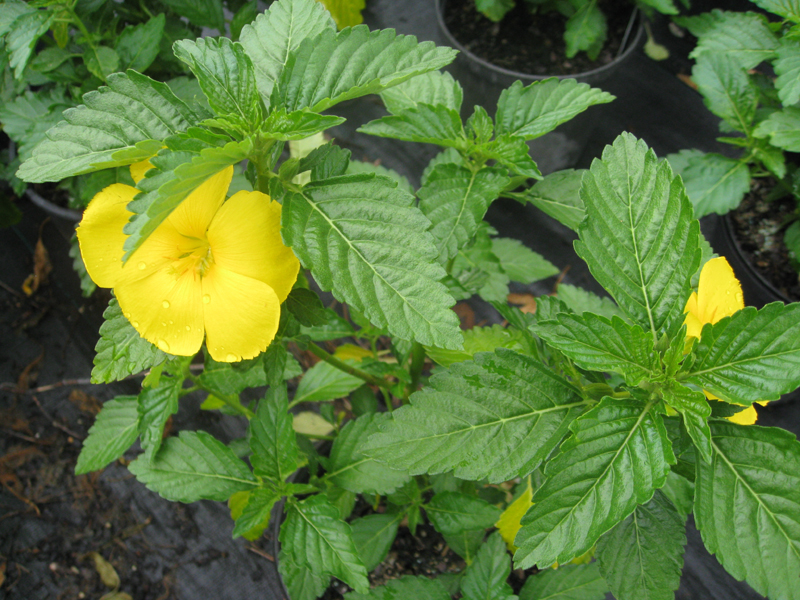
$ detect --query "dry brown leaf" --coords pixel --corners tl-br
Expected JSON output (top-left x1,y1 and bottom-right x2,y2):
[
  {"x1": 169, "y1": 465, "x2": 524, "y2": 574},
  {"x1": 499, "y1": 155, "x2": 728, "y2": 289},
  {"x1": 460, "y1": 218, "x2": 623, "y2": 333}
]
[
  {"x1": 88, "y1": 552, "x2": 121, "y2": 589},
  {"x1": 677, "y1": 73, "x2": 698, "y2": 90},
  {"x1": 69, "y1": 389, "x2": 102, "y2": 416},
  {"x1": 16, "y1": 351, "x2": 44, "y2": 393},
  {"x1": 507, "y1": 293, "x2": 537, "y2": 314},
  {"x1": 22, "y1": 237, "x2": 52, "y2": 296},
  {"x1": 0, "y1": 561, "x2": 5, "y2": 587}
]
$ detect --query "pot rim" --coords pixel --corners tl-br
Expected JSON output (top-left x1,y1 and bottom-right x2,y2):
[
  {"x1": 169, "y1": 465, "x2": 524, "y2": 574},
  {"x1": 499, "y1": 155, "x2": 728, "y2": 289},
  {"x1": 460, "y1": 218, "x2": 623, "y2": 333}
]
[{"x1": 434, "y1": 0, "x2": 645, "y2": 82}]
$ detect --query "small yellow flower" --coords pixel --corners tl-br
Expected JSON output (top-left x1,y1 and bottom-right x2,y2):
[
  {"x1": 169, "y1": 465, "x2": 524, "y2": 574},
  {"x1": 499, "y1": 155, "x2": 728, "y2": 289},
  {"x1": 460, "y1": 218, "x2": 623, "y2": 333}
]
[
  {"x1": 683, "y1": 257, "x2": 765, "y2": 424},
  {"x1": 77, "y1": 163, "x2": 300, "y2": 362}
]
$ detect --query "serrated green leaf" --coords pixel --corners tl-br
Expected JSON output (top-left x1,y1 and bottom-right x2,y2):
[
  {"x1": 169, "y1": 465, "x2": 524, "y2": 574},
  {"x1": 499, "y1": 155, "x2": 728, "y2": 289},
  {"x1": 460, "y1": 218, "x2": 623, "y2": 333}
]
[
  {"x1": 532, "y1": 313, "x2": 659, "y2": 385},
  {"x1": 232, "y1": 488, "x2": 280, "y2": 538},
  {"x1": 75, "y1": 396, "x2": 140, "y2": 474},
  {"x1": 460, "y1": 531, "x2": 514, "y2": 600},
  {"x1": 574, "y1": 133, "x2": 700, "y2": 340},
  {"x1": 285, "y1": 288, "x2": 329, "y2": 327},
  {"x1": 365, "y1": 349, "x2": 588, "y2": 483},
  {"x1": 517, "y1": 169, "x2": 585, "y2": 231},
  {"x1": 0, "y1": 1, "x2": 33, "y2": 38},
  {"x1": 425, "y1": 324, "x2": 525, "y2": 367},
  {"x1": 661, "y1": 470, "x2": 695, "y2": 518},
  {"x1": 426, "y1": 491, "x2": 502, "y2": 536},
  {"x1": 174, "y1": 38, "x2": 261, "y2": 126},
  {"x1": 491, "y1": 237, "x2": 558, "y2": 284},
  {"x1": 775, "y1": 41, "x2": 800, "y2": 106},
  {"x1": 596, "y1": 490, "x2": 687, "y2": 600},
  {"x1": 6, "y1": 10, "x2": 53, "y2": 79},
  {"x1": 293, "y1": 359, "x2": 363, "y2": 404},
  {"x1": 351, "y1": 512, "x2": 402, "y2": 571},
  {"x1": 466, "y1": 106, "x2": 494, "y2": 145},
  {"x1": 273, "y1": 25, "x2": 457, "y2": 113},
  {"x1": 692, "y1": 53, "x2": 757, "y2": 133},
  {"x1": 249, "y1": 386, "x2": 299, "y2": 481},
  {"x1": 279, "y1": 549, "x2": 330, "y2": 600},
  {"x1": 329, "y1": 413, "x2": 410, "y2": 494},
  {"x1": 475, "y1": 0, "x2": 514, "y2": 21},
  {"x1": 662, "y1": 383, "x2": 712, "y2": 463},
  {"x1": 445, "y1": 529, "x2": 485, "y2": 563},
  {"x1": 122, "y1": 138, "x2": 252, "y2": 260},
  {"x1": 18, "y1": 72, "x2": 205, "y2": 183},
  {"x1": 344, "y1": 575, "x2": 450, "y2": 600},
  {"x1": 0, "y1": 89, "x2": 71, "y2": 161},
  {"x1": 564, "y1": 1, "x2": 606, "y2": 60},
  {"x1": 280, "y1": 494, "x2": 369, "y2": 592},
  {"x1": 197, "y1": 356, "x2": 267, "y2": 396},
  {"x1": 84, "y1": 46, "x2": 120, "y2": 82},
  {"x1": 667, "y1": 149, "x2": 750, "y2": 218},
  {"x1": 261, "y1": 108, "x2": 345, "y2": 141},
  {"x1": 519, "y1": 562, "x2": 607, "y2": 600},
  {"x1": 754, "y1": 106, "x2": 800, "y2": 152},
  {"x1": 240, "y1": 0, "x2": 336, "y2": 102},
  {"x1": 684, "y1": 302, "x2": 800, "y2": 404},
  {"x1": 694, "y1": 421, "x2": 800, "y2": 600},
  {"x1": 380, "y1": 70, "x2": 462, "y2": 114},
  {"x1": 514, "y1": 397, "x2": 675, "y2": 569},
  {"x1": 452, "y1": 224, "x2": 510, "y2": 303},
  {"x1": 115, "y1": 14, "x2": 165, "y2": 73},
  {"x1": 160, "y1": 0, "x2": 224, "y2": 30},
  {"x1": 347, "y1": 160, "x2": 414, "y2": 195},
  {"x1": 475, "y1": 134, "x2": 542, "y2": 179},
  {"x1": 687, "y1": 10, "x2": 778, "y2": 69},
  {"x1": 300, "y1": 143, "x2": 351, "y2": 181},
  {"x1": 128, "y1": 430, "x2": 256, "y2": 502},
  {"x1": 92, "y1": 298, "x2": 167, "y2": 383},
  {"x1": 358, "y1": 103, "x2": 465, "y2": 147},
  {"x1": 282, "y1": 174, "x2": 462, "y2": 348},
  {"x1": 417, "y1": 164, "x2": 509, "y2": 262},
  {"x1": 556, "y1": 284, "x2": 622, "y2": 320},
  {"x1": 137, "y1": 376, "x2": 181, "y2": 457},
  {"x1": 751, "y1": 0, "x2": 800, "y2": 20},
  {"x1": 495, "y1": 79, "x2": 614, "y2": 141}
]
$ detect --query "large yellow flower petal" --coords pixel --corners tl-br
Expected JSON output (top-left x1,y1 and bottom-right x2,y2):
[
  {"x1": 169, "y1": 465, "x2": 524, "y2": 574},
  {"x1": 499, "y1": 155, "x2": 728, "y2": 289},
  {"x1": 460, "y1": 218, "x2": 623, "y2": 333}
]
[
  {"x1": 201, "y1": 265, "x2": 281, "y2": 362},
  {"x1": 695, "y1": 257, "x2": 744, "y2": 325},
  {"x1": 76, "y1": 184, "x2": 136, "y2": 288},
  {"x1": 167, "y1": 167, "x2": 233, "y2": 239},
  {"x1": 683, "y1": 291, "x2": 704, "y2": 340},
  {"x1": 207, "y1": 190, "x2": 300, "y2": 302},
  {"x1": 115, "y1": 265, "x2": 205, "y2": 356},
  {"x1": 116, "y1": 216, "x2": 192, "y2": 285},
  {"x1": 727, "y1": 404, "x2": 758, "y2": 425}
]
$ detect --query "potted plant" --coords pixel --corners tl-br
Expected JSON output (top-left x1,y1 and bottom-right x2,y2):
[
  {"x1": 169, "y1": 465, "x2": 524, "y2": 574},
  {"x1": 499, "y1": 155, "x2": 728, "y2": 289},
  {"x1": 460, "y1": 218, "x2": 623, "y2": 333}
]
[
  {"x1": 666, "y1": 0, "x2": 800, "y2": 304},
  {"x1": 16, "y1": 0, "x2": 800, "y2": 599}
]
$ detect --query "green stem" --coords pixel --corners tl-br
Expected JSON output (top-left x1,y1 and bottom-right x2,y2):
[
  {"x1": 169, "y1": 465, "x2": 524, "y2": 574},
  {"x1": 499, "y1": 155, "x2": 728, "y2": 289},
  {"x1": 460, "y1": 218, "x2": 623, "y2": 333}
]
[
  {"x1": 405, "y1": 342, "x2": 426, "y2": 402},
  {"x1": 306, "y1": 342, "x2": 392, "y2": 389},
  {"x1": 189, "y1": 374, "x2": 255, "y2": 419}
]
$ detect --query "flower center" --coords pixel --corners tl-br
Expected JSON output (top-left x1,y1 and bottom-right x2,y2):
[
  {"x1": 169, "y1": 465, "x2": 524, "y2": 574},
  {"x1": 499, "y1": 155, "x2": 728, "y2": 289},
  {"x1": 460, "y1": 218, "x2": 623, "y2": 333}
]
[{"x1": 171, "y1": 236, "x2": 214, "y2": 279}]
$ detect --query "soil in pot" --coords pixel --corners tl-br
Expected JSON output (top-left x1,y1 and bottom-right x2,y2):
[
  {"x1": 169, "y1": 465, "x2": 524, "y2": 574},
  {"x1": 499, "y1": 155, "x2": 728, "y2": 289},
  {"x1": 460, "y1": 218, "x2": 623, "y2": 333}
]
[
  {"x1": 442, "y1": 0, "x2": 637, "y2": 76},
  {"x1": 729, "y1": 177, "x2": 800, "y2": 302}
]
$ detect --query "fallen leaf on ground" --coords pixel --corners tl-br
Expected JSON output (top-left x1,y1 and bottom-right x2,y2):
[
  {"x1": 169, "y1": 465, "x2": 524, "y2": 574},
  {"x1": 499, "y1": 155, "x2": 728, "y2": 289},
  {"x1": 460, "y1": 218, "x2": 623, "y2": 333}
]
[
  {"x1": 16, "y1": 352, "x2": 44, "y2": 392},
  {"x1": 69, "y1": 389, "x2": 102, "y2": 415},
  {"x1": 507, "y1": 293, "x2": 537, "y2": 314},
  {"x1": 88, "y1": 552, "x2": 120, "y2": 589},
  {"x1": 22, "y1": 236, "x2": 52, "y2": 296}
]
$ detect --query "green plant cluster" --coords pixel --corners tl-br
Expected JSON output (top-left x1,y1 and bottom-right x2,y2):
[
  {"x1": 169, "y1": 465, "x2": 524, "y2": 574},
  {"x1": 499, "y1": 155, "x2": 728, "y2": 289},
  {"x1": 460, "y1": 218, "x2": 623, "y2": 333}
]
[
  {"x1": 669, "y1": 0, "x2": 800, "y2": 271},
  {"x1": 12, "y1": 0, "x2": 800, "y2": 599}
]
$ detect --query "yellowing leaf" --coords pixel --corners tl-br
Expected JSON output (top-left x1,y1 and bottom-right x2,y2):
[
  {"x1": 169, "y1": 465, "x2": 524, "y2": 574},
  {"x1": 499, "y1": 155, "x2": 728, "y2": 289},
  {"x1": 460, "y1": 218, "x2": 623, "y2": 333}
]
[
  {"x1": 496, "y1": 480, "x2": 533, "y2": 553},
  {"x1": 88, "y1": 552, "x2": 120, "y2": 589},
  {"x1": 333, "y1": 344, "x2": 372, "y2": 362},
  {"x1": 228, "y1": 489, "x2": 250, "y2": 520},
  {"x1": 200, "y1": 395, "x2": 226, "y2": 410},
  {"x1": 293, "y1": 411, "x2": 334, "y2": 437},
  {"x1": 317, "y1": 0, "x2": 365, "y2": 29}
]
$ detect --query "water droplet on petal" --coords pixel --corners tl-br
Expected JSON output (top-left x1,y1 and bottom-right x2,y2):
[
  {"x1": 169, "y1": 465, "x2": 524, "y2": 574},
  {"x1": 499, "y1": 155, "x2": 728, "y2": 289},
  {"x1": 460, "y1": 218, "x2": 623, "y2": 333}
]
[
  {"x1": 161, "y1": 321, "x2": 167, "y2": 327},
  {"x1": 157, "y1": 339, "x2": 170, "y2": 352},
  {"x1": 124, "y1": 312, "x2": 131, "y2": 319},
  {"x1": 168, "y1": 320, "x2": 173, "y2": 325},
  {"x1": 138, "y1": 262, "x2": 147, "y2": 270},
  {"x1": 185, "y1": 325, "x2": 191, "y2": 331},
  {"x1": 132, "y1": 321, "x2": 139, "y2": 328},
  {"x1": 202, "y1": 294, "x2": 211, "y2": 304},
  {"x1": 162, "y1": 300, "x2": 170, "y2": 308},
  {"x1": 735, "y1": 292, "x2": 743, "y2": 304},
  {"x1": 226, "y1": 353, "x2": 239, "y2": 362}
]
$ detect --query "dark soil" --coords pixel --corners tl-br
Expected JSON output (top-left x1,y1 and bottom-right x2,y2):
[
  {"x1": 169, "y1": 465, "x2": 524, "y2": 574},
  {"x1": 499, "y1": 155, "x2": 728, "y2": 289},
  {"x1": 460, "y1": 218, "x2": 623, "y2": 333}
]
[
  {"x1": 442, "y1": 0, "x2": 637, "y2": 76},
  {"x1": 729, "y1": 177, "x2": 800, "y2": 302}
]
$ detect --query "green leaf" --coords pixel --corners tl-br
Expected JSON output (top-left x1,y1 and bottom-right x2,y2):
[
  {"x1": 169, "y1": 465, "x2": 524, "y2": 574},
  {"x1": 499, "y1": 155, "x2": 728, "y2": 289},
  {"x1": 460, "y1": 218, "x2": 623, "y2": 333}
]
[
  {"x1": 285, "y1": 288, "x2": 329, "y2": 327},
  {"x1": 365, "y1": 349, "x2": 588, "y2": 483},
  {"x1": 6, "y1": 10, "x2": 53, "y2": 79},
  {"x1": 786, "y1": 221, "x2": 800, "y2": 262},
  {"x1": 662, "y1": 383, "x2": 712, "y2": 463},
  {"x1": 351, "y1": 512, "x2": 402, "y2": 571},
  {"x1": 452, "y1": 224, "x2": 510, "y2": 303},
  {"x1": 661, "y1": 470, "x2": 695, "y2": 518},
  {"x1": 83, "y1": 46, "x2": 120, "y2": 82},
  {"x1": 0, "y1": 1, "x2": 33, "y2": 38},
  {"x1": 273, "y1": 25, "x2": 457, "y2": 113},
  {"x1": 425, "y1": 324, "x2": 525, "y2": 367},
  {"x1": 750, "y1": 0, "x2": 800, "y2": 20},
  {"x1": 0, "y1": 90, "x2": 71, "y2": 161},
  {"x1": 596, "y1": 490, "x2": 687, "y2": 600},
  {"x1": 495, "y1": 79, "x2": 614, "y2": 141},
  {"x1": 75, "y1": 396, "x2": 140, "y2": 474},
  {"x1": 347, "y1": 160, "x2": 414, "y2": 195},
  {"x1": 754, "y1": 106, "x2": 800, "y2": 152},
  {"x1": 232, "y1": 488, "x2": 281, "y2": 538},
  {"x1": 417, "y1": 164, "x2": 509, "y2": 262},
  {"x1": 380, "y1": 70, "x2": 462, "y2": 114},
  {"x1": 564, "y1": 1, "x2": 607, "y2": 60},
  {"x1": 692, "y1": 53, "x2": 756, "y2": 133},
  {"x1": 514, "y1": 396, "x2": 675, "y2": 569},
  {"x1": 197, "y1": 356, "x2": 267, "y2": 396},
  {"x1": 128, "y1": 430, "x2": 256, "y2": 502},
  {"x1": 115, "y1": 14, "x2": 165, "y2": 72},
  {"x1": 18, "y1": 72, "x2": 205, "y2": 183},
  {"x1": 667, "y1": 149, "x2": 750, "y2": 218},
  {"x1": 137, "y1": 376, "x2": 181, "y2": 457},
  {"x1": 278, "y1": 549, "x2": 330, "y2": 600},
  {"x1": 160, "y1": 0, "x2": 224, "y2": 30},
  {"x1": 261, "y1": 108, "x2": 345, "y2": 141},
  {"x1": 319, "y1": 0, "x2": 366, "y2": 28},
  {"x1": 694, "y1": 421, "x2": 800, "y2": 600},
  {"x1": 231, "y1": 1, "x2": 258, "y2": 40},
  {"x1": 280, "y1": 494, "x2": 369, "y2": 592},
  {"x1": 122, "y1": 137, "x2": 252, "y2": 260},
  {"x1": 293, "y1": 359, "x2": 364, "y2": 404},
  {"x1": 460, "y1": 531, "x2": 514, "y2": 600},
  {"x1": 518, "y1": 169, "x2": 586, "y2": 231},
  {"x1": 358, "y1": 103, "x2": 465, "y2": 148},
  {"x1": 491, "y1": 238, "x2": 558, "y2": 284},
  {"x1": 475, "y1": 0, "x2": 515, "y2": 21},
  {"x1": 532, "y1": 313, "x2": 659, "y2": 385},
  {"x1": 556, "y1": 284, "x2": 622, "y2": 320},
  {"x1": 519, "y1": 562, "x2": 607, "y2": 600},
  {"x1": 574, "y1": 133, "x2": 700, "y2": 340},
  {"x1": 329, "y1": 413, "x2": 410, "y2": 494},
  {"x1": 445, "y1": 529, "x2": 485, "y2": 563},
  {"x1": 426, "y1": 491, "x2": 502, "y2": 536},
  {"x1": 173, "y1": 38, "x2": 261, "y2": 126},
  {"x1": 344, "y1": 575, "x2": 450, "y2": 600},
  {"x1": 684, "y1": 302, "x2": 800, "y2": 404},
  {"x1": 282, "y1": 174, "x2": 462, "y2": 348},
  {"x1": 689, "y1": 10, "x2": 778, "y2": 69},
  {"x1": 774, "y1": 41, "x2": 800, "y2": 106},
  {"x1": 466, "y1": 106, "x2": 494, "y2": 145},
  {"x1": 249, "y1": 386, "x2": 299, "y2": 481},
  {"x1": 92, "y1": 298, "x2": 167, "y2": 383},
  {"x1": 475, "y1": 134, "x2": 542, "y2": 179}
]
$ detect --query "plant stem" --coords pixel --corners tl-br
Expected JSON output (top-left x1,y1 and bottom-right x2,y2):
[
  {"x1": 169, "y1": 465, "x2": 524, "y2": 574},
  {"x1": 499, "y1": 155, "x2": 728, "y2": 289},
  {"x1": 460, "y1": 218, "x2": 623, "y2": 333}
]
[
  {"x1": 188, "y1": 374, "x2": 255, "y2": 419},
  {"x1": 405, "y1": 342, "x2": 426, "y2": 402},
  {"x1": 306, "y1": 342, "x2": 392, "y2": 390}
]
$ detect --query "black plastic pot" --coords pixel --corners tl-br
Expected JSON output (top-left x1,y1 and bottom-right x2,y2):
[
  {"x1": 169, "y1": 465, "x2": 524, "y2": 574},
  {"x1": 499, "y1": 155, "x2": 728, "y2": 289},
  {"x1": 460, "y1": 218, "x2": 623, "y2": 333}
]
[{"x1": 434, "y1": 0, "x2": 644, "y2": 174}]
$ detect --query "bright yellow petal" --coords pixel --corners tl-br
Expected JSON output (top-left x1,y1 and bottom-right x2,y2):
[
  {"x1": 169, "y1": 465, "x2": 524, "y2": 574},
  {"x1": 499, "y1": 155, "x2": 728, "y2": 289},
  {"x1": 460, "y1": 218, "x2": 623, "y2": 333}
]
[
  {"x1": 167, "y1": 167, "x2": 233, "y2": 239},
  {"x1": 207, "y1": 190, "x2": 300, "y2": 302},
  {"x1": 696, "y1": 257, "x2": 744, "y2": 325},
  {"x1": 683, "y1": 292, "x2": 704, "y2": 340},
  {"x1": 130, "y1": 159, "x2": 154, "y2": 184},
  {"x1": 726, "y1": 404, "x2": 758, "y2": 425},
  {"x1": 76, "y1": 184, "x2": 136, "y2": 288},
  {"x1": 116, "y1": 216, "x2": 192, "y2": 285},
  {"x1": 496, "y1": 482, "x2": 533, "y2": 553},
  {"x1": 201, "y1": 265, "x2": 281, "y2": 362},
  {"x1": 115, "y1": 265, "x2": 205, "y2": 356}
]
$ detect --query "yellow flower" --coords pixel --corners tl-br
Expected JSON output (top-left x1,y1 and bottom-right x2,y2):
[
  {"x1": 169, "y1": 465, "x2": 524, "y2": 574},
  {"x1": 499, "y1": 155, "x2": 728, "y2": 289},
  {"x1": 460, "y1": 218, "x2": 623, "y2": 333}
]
[
  {"x1": 683, "y1": 257, "x2": 765, "y2": 424},
  {"x1": 77, "y1": 163, "x2": 300, "y2": 362}
]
